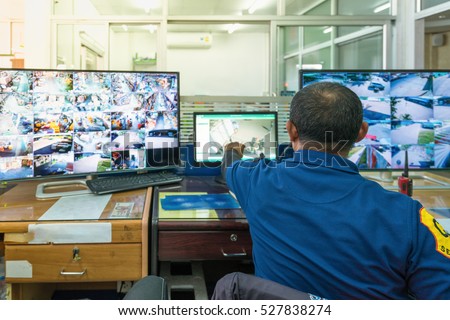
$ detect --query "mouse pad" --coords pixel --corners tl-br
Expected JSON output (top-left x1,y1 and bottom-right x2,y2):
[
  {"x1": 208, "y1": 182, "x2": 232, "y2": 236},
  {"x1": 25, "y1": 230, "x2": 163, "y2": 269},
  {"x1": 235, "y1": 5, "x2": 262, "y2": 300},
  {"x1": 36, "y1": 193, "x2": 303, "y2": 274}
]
[{"x1": 160, "y1": 193, "x2": 241, "y2": 210}]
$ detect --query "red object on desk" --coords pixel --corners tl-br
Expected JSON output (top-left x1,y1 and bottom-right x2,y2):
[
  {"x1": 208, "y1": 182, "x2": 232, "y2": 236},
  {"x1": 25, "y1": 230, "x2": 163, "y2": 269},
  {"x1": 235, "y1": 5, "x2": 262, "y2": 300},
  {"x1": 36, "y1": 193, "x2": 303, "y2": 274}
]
[{"x1": 398, "y1": 150, "x2": 413, "y2": 196}]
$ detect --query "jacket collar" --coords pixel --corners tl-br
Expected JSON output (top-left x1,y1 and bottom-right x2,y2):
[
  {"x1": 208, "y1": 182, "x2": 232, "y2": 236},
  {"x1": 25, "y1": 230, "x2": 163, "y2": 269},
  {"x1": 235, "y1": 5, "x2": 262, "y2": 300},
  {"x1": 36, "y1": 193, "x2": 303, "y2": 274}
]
[{"x1": 284, "y1": 149, "x2": 359, "y2": 173}]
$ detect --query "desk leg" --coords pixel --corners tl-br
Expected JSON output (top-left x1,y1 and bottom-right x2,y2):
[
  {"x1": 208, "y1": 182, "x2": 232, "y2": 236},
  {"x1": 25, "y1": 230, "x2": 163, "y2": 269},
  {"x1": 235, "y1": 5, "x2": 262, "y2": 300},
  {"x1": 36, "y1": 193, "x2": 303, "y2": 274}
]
[{"x1": 150, "y1": 217, "x2": 158, "y2": 275}]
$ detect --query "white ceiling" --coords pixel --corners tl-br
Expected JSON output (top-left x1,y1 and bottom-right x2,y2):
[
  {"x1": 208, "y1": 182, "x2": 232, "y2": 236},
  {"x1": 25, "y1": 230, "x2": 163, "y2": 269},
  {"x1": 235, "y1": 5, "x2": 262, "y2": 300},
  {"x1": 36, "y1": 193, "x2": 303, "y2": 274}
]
[
  {"x1": 90, "y1": 0, "x2": 275, "y2": 16},
  {"x1": 90, "y1": 0, "x2": 391, "y2": 16},
  {"x1": 92, "y1": 0, "x2": 450, "y2": 33},
  {"x1": 4, "y1": 0, "x2": 450, "y2": 33}
]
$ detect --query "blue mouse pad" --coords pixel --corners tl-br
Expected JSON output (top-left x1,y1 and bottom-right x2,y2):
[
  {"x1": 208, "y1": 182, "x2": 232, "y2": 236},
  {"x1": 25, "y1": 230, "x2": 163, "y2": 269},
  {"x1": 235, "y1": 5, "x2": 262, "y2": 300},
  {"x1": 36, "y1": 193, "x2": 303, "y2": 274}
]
[{"x1": 161, "y1": 193, "x2": 241, "y2": 210}]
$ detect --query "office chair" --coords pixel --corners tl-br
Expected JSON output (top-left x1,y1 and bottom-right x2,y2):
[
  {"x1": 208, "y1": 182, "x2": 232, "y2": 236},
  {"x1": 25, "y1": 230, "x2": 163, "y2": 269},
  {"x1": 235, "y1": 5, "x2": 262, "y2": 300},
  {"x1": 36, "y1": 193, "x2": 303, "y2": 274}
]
[
  {"x1": 123, "y1": 275, "x2": 168, "y2": 300},
  {"x1": 211, "y1": 272, "x2": 324, "y2": 300}
]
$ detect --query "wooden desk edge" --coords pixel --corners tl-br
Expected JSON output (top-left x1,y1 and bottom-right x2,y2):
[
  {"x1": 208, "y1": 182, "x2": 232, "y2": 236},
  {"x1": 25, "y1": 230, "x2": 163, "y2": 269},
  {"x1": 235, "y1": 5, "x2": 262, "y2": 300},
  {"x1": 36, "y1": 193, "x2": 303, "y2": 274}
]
[{"x1": 141, "y1": 187, "x2": 152, "y2": 277}]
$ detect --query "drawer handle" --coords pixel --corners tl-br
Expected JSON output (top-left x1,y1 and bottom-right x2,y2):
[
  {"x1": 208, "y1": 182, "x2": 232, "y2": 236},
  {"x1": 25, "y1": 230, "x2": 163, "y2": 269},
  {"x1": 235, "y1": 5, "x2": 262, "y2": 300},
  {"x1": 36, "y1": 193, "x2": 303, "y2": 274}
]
[
  {"x1": 60, "y1": 268, "x2": 87, "y2": 276},
  {"x1": 221, "y1": 248, "x2": 247, "y2": 257}
]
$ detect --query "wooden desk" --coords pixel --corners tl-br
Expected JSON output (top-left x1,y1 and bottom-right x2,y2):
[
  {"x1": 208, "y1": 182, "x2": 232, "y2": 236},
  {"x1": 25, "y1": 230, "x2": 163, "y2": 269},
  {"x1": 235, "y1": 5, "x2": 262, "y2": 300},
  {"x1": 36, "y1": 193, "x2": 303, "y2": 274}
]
[
  {"x1": 150, "y1": 173, "x2": 450, "y2": 277},
  {"x1": 362, "y1": 171, "x2": 450, "y2": 219},
  {"x1": 150, "y1": 176, "x2": 251, "y2": 276},
  {"x1": 0, "y1": 179, "x2": 151, "y2": 299}
]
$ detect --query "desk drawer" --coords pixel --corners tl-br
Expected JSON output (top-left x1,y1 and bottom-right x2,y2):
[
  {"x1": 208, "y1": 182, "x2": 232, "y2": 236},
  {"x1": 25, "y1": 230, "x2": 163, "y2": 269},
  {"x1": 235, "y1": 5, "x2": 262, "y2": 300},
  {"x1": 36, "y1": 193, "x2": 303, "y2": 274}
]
[
  {"x1": 5, "y1": 243, "x2": 142, "y2": 282},
  {"x1": 158, "y1": 231, "x2": 252, "y2": 260}
]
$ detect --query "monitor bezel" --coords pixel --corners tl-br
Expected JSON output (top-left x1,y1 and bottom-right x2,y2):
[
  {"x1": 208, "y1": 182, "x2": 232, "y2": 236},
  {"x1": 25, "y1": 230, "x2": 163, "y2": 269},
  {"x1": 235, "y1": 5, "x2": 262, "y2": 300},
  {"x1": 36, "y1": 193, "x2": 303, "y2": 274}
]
[
  {"x1": 298, "y1": 69, "x2": 450, "y2": 172},
  {"x1": 0, "y1": 67, "x2": 181, "y2": 183},
  {"x1": 192, "y1": 111, "x2": 279, "y2": 168}
]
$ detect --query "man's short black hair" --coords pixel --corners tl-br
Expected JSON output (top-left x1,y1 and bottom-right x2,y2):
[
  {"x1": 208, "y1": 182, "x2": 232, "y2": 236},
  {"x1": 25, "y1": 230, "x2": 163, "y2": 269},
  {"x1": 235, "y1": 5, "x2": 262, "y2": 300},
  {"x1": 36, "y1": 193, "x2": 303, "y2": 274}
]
[{"x1": 290, "y1": 81, "x2": 363, "y2": 153}]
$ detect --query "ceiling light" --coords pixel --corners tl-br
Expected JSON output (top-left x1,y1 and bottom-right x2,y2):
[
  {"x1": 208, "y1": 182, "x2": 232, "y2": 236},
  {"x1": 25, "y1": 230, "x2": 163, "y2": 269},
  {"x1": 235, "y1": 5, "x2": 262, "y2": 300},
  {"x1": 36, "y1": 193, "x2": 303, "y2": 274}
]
[
  {"x1": 302, "y1": 64, "x2": 323, "y2": 70},
  {"x1": 136, "y1": 0, "x2": 156, "y2": 13},
  {"x1": 147, "y1": 25, "x2": 158, "y2": 33},
  {"x1": 227, "y1": 23, "x2": 240, "y2": 34},
  {"x1": 248, "y1": 0, "x2": 263, "y2": 14},
  {"x1": 323, "y1": 27, "x2": 332, "y2": 34},
  {"x1": 374, "y1": 3, "x2": 390, "y2": 13}
]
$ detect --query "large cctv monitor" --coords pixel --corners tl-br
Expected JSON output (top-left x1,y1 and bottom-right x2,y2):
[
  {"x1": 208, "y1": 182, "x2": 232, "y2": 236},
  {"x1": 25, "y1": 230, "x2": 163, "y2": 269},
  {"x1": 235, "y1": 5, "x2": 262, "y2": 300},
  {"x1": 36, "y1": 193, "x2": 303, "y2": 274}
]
[
  {"x1": 193, "y1": 112, "x2": 278, "y2": 166},
  {"x1": 299, "y1": 70, "x2": 450, "y2": 170},
  {"x1": 0, "y1": 69, "x2": 180, "y2": 184}
]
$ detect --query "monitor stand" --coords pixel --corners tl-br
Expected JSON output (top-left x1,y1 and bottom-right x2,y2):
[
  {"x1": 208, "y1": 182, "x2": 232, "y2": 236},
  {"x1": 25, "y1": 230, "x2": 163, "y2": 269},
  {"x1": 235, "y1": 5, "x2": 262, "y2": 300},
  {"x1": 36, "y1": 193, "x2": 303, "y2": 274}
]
[{"x1": 35, "y1": 179, "x2": 92, "y2": 199}]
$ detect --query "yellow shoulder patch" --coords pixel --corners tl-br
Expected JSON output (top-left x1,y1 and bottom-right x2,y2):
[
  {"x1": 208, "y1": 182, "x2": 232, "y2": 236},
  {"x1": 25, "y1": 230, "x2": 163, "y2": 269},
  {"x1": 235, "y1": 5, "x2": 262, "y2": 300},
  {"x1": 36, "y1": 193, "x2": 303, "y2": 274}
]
[{"x1": 420, "y1": 208, "x2": 450, "y2": 259}]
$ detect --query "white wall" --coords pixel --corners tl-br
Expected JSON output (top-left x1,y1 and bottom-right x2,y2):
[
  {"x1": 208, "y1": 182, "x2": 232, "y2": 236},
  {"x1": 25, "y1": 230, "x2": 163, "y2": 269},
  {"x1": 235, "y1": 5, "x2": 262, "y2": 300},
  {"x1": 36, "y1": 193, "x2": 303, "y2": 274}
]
[
  {"x1": 0, "y1": 0, "x2": 23, "y2": 19},
  {"x1": 24, "y1": 0, "x2": 51, "y2": 68},
  {"x1": 109, "y1": 30, "x2": 158, "y2": 71},
  {"x1": 167, "y1": 32, "x2": 269, "y2": 96}
]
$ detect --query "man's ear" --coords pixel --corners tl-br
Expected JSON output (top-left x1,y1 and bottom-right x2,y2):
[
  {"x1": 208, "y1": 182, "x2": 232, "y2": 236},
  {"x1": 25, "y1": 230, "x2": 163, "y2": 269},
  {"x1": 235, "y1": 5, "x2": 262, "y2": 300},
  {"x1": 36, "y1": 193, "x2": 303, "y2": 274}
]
[
  {"x1": 286, "y1": 120, "x2": 299, "y2": 142},
  {"x1": 355, "y1": 121, "x2": 369, "y2": 142}
]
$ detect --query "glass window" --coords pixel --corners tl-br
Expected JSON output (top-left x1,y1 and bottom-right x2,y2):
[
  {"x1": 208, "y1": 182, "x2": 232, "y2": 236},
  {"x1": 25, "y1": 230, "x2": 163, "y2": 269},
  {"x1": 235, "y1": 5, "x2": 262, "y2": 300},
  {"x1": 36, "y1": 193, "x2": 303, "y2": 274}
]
[
  {"x1": 285, "y1": 0, "x2": 331, "y2": 16},
  {"x1": 168, "y1": 0, "x2": 277, "y2": 16},
  {"x1": 338, "y1": 0, "x2": 391, "y2": 15},
  {"x1": 285, "y1": 0, "x2": 391, "y2": 16},
  {"x1": 338, "y1": 26, "x2": 369, "y2": 37},
  {"x1": 302, "y1": 47, "x2": 331, "y2": 69},
  {"x1": 53, "y1": 0, "x2": 163, "y2": 16},
  {"x1": 421, "y1": 0, "x2": 449, "y2": 10},
  {"x1": 56, "y1": 24, "x2": 107, "y2": 70},
  {"x1": 277, "y1": 24, "x2": 384, "y2": 95},
  {"x1": 283, "y1": 56, "x2": 300, "y2": 93},
  {"x1": 109, "y1": 24, "x2": 159, "y2": 71},
  {"x1": 284, "y1": 26, "x2": 300, "y2": 54},
  {"x1": 304, "y1": 26, "x2": 331, "y2": 48},
  {"x1": 337, "y1": 33, "x2": 383, "y2": 69},
  {"x1": 56, "y1": 24, "x2": 74, "y2": 67}
]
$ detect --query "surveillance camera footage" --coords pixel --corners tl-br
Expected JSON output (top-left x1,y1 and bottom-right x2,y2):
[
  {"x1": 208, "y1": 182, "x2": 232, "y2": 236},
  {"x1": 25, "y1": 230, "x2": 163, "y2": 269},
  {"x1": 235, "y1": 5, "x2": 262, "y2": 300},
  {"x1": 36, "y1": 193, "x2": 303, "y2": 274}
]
[
  {"x1": 0, "y1": 69, "x2": 179, "y2": 181},
  {"x1": 301, "y1": 70, "x2": 450, "y2": 170},
  {"x1": 194, "y1": 112, "x2": 278, "y2": 163}
]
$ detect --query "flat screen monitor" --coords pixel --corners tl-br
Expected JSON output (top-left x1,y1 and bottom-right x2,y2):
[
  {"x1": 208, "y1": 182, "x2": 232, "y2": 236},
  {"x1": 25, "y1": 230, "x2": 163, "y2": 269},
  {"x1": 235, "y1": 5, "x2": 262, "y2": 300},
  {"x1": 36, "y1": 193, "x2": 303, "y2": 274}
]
[
  {"x1": 193, "y1": 112, "x2": 278, "y2": 166},
  {"x1": 0, "y1": 69, "x2": 180, "y2": 183},
  {"x1": 299, "y1": 70, "x2": 450, "y2": 170}
]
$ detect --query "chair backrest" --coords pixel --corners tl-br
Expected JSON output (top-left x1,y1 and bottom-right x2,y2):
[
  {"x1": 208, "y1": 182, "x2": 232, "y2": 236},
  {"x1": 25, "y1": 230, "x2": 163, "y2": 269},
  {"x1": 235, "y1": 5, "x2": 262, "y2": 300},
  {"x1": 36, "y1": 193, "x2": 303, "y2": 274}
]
[
  {"x1": 211, "y1": 272, "x2": 324, "y2": 300},
  {"x1": 123, "y1": 275, "x2": 168, "y2": 300}
]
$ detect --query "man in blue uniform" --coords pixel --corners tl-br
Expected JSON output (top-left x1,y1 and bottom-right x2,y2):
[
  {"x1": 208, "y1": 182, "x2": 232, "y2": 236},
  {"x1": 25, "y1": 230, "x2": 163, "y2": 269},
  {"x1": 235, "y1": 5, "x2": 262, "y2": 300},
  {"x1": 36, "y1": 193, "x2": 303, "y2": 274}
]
[{"x1": 224, "y1": 82, "x2": 450, "y2": 299}]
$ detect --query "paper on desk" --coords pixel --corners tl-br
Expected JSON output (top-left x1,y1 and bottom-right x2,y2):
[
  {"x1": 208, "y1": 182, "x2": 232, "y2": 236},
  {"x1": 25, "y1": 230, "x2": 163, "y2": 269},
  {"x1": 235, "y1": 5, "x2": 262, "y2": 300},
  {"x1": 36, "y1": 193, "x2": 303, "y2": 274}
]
[
  {"x1": 28, "y1": 222, "x2": 112, "y2": 244},
  {"x1": 39, "y1": 193, "x2": 112, "y2": 221},
  {"x1": 159, "y1": 192, "x2": 218, "y2": 220}
]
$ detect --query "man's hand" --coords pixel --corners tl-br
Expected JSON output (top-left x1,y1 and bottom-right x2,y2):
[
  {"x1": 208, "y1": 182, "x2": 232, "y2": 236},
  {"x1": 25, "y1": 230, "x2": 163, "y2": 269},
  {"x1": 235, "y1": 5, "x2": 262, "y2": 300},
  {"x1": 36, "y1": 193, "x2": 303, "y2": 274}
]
[
  {"x1": 216, "y1": 142, "x2": 245, "y2": 185},
  {"x1": 224, "y1": 142, "x2": 245, "y2": 159}
]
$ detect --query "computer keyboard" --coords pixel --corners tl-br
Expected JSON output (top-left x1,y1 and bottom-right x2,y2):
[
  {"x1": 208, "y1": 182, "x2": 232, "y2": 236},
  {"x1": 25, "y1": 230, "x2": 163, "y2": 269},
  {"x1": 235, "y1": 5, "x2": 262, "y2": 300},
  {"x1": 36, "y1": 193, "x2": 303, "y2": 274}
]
[{"x1": 86, "y1": 171, "x2": 183, "y2": 194}]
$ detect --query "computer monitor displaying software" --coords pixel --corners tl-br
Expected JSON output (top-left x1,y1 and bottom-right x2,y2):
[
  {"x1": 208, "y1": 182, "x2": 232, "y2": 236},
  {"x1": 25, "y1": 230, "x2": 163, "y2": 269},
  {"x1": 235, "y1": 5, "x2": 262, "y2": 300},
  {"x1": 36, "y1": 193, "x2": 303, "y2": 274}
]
[
  {"x1": 194, "y1": 112, "x2": 278, "y2": 165},
  {"x1": 299, "y1": 70, "x2": 450, "y2": 170},
  {"x1": 0, "y1": 69, "x2": 179, "y2": 182}
]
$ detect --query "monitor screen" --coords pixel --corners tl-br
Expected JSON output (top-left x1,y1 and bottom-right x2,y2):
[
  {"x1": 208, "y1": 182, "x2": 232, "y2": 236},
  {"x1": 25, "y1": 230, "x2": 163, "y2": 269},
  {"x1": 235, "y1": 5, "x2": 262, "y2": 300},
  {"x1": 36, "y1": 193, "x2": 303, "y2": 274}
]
[
  {"x1": 193, "y1": 112, "x2": 278, "y2": 165},
  {"x1": 299, "y1": 70, "x2": 450, "y2": 170},
  {"x1": 0, "y1": 69, "x2": 180, "y2": 182}
]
